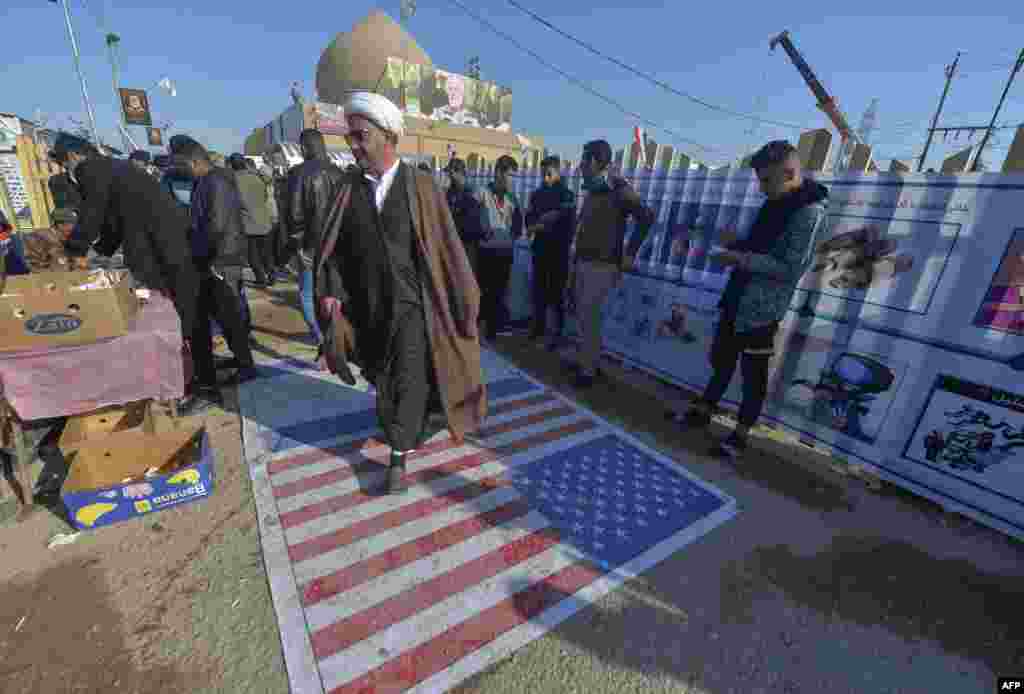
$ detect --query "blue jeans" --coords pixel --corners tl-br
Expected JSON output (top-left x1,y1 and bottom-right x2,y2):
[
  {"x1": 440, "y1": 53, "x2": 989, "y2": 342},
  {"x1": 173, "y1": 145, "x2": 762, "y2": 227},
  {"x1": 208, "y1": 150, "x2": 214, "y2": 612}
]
[{"x1": 299, "y1": 268, "x2": 323, "y2": 345}]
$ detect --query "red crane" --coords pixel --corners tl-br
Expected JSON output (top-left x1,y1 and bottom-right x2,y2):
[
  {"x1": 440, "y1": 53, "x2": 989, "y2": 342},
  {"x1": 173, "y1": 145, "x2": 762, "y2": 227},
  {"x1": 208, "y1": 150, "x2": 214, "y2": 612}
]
[{"x1": 769, "y1": 30, "x2": 859, "y2": 149}]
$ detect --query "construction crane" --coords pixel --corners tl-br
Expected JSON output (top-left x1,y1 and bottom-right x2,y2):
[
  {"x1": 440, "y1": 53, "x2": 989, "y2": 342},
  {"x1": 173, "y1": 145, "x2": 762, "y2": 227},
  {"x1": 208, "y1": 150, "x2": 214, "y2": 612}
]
[{"x1": 769, "y1": 30, "x2": 860, "y2": 167}]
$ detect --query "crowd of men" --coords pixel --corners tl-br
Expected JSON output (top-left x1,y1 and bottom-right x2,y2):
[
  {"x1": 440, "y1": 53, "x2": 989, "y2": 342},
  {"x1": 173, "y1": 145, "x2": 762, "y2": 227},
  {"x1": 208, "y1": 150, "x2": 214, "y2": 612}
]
[{"x1": 0, "y1": 90, "x2": 826, "y2": 495}]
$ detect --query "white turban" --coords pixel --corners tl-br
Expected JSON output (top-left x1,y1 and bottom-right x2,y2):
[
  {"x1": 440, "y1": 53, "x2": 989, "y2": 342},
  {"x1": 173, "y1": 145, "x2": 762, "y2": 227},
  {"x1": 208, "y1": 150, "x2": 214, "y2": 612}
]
[{"x1": 344, "y1": 91, "x2": 405, "y2": 138}]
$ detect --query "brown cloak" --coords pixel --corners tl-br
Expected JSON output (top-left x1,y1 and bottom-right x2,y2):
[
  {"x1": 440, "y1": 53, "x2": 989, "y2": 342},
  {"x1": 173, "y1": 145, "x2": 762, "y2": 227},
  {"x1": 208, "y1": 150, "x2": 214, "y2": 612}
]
[{"x1": 313, "y1": 165, "x2": 487, "y2": 442}]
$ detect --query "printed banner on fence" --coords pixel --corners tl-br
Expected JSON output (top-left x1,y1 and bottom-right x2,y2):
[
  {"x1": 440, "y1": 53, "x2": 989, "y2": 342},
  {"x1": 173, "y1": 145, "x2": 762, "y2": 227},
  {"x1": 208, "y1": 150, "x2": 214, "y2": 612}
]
[{"x1": 464, "y1": 165, "x2": 1024, "y2": 541}]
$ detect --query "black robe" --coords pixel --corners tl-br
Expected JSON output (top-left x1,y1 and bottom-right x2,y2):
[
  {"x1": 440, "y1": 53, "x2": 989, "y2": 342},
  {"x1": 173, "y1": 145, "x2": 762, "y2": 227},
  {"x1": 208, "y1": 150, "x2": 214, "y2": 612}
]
[{"x1": 332, "y1": 165, "x2": 438, "y2": 450}]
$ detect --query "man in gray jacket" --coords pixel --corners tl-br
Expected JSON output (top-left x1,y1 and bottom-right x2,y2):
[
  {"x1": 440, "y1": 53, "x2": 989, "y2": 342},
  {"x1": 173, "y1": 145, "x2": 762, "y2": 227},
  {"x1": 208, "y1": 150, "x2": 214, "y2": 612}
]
[
  {"x1": 669, "y1": 140, "x2": 827, "y2": 461},
  {"x1": 229, "y1": 153, "x2": 275, "y2": 287}
]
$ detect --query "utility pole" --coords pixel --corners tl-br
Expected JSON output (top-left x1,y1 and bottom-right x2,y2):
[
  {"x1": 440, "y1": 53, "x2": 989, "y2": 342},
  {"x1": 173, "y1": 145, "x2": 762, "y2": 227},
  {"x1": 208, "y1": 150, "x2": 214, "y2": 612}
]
[
  {"x1": 56, "y1": 0, "x2": 101, "y2": 146},
  {"x1": 105, "y1": 33, "x2": 133, "y2": 153},
  {"x1": 970, "y1": 47, "x2": 1024, "y2": 172},
  {"x1": 918, "y1": 52, "x2": 960, "y2": 172}
]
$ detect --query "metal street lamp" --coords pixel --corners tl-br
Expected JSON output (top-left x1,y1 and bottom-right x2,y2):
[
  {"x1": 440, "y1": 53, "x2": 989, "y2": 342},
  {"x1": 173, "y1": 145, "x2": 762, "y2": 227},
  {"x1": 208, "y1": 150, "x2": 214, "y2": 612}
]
[{"x1": 51, "y1": 0, "x2": 101, "y2": 145}]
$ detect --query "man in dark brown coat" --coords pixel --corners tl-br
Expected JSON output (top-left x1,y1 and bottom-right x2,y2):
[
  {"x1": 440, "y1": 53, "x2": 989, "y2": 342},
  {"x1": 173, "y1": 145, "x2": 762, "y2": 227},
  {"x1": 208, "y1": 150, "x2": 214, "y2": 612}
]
[{"x1": 312, "y1": 91, "x2": 486, "y2": 494}]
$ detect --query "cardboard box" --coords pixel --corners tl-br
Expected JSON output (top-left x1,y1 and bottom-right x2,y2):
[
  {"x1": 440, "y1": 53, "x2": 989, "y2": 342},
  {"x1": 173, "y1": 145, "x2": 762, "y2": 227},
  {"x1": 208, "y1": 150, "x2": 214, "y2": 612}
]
[
  {"x1": 58, "y1": 401, "x2": 148, "y2": 455},
  {"x1": 0, "y1": 270, "x2": 140, "y2": 352},
  {"x1": 61, "y1": 426, "x2": 214, "y2": 531}
]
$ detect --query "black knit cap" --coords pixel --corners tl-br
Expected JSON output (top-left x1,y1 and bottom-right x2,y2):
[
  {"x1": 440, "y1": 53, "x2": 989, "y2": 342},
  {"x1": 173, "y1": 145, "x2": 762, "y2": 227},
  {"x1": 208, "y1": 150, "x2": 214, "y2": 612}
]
[{"x1": 750, "y1": 140, "x2": 798, "y2": 171}]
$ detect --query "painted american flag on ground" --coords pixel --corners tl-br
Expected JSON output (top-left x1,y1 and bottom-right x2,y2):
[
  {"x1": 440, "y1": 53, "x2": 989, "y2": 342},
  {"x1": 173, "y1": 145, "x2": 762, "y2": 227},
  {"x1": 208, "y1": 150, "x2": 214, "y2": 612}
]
[{"x1": 240, "y1": 350, "x2": 737, "y2": 694}]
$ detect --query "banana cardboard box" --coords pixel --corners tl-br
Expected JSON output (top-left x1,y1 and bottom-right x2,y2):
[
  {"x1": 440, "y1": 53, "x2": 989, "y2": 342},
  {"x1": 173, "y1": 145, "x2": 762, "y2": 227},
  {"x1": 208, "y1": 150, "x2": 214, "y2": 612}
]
[
  {"x1": 0, "y1": 269, "x2": 139, "y2": 352},
  {"x1": 60, "y1": 425, "x2": 214, "y2": 531}
]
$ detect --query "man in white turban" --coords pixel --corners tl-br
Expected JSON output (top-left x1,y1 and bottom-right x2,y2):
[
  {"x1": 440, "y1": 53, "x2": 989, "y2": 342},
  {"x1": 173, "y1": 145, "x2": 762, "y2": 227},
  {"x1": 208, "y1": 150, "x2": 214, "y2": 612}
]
[{"x1": 309, "y1": 91, "x2": 486, "y2": 494}]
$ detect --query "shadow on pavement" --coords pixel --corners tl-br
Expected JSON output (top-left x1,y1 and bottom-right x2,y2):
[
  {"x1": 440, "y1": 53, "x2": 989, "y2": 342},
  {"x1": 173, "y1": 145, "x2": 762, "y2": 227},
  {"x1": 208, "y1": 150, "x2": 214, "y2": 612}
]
[{"x1": 739, "y1": 536, "x2": 1024, "y2": 674}]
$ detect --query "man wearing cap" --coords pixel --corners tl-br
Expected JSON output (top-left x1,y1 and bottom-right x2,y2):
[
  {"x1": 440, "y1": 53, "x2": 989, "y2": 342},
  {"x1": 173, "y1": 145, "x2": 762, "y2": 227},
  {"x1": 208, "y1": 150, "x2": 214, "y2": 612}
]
[{"x1": 312, "y1": 91, "x2": 485, "y2": 494}]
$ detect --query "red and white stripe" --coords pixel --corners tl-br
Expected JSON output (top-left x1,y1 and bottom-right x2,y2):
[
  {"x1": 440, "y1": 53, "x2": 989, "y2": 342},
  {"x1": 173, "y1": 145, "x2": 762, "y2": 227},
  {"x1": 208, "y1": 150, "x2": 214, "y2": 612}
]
[{"x1": 242, "y1": 359, "x2": 737, "y2": 694}]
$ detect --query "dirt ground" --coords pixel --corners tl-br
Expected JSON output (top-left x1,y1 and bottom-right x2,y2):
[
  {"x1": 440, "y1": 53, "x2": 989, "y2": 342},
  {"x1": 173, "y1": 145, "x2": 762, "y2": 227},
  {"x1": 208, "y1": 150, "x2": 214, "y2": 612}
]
[{"x1": 2, "y1": 280, "x2": 1022, "y2": 694}]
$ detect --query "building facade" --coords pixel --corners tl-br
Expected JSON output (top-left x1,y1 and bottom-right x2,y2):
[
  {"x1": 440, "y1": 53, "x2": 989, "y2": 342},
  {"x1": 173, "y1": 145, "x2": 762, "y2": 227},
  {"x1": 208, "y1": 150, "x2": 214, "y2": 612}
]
[{"x1": 244, "y1": 11, "x2": 544, "y2": 171}]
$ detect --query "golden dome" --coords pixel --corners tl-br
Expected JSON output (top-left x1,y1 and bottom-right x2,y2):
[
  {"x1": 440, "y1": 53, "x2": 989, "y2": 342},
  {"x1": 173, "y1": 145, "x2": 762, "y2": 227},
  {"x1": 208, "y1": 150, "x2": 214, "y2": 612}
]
[{"x1": 315, "y1": 10, "x2": 433, "y2": 105}]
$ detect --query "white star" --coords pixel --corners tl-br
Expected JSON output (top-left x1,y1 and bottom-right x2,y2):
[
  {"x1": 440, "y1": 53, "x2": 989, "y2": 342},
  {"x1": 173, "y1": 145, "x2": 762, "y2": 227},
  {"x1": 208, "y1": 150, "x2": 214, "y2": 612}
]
[
  {"x1": 595, "y1": 498, "x2": 607, "y2": 508},
  {"x1": 636, "y1": 505, "x2": 647, "y2": 514},
  {"x1": 656, "y1": 508, "x2": 668, "y2": 517},
  {"x1": 556, "y1": 493, "x2": 567, "y2": 502},
  {"x1": 616, "y1": 528, "x2": 630, "y2": 540},
  {"x1": 615, "y1": 514, "x2": 628, "y2": 524},
  {"x1": 573, "y1": 521, "x2": 585, "y2": 534},
  {"x1": 616, "y1": 501, "x2": 627, "y2": 510},
  {"x1": 593, "y1": 541, "x2": 605, "y2": 551},
  {"x1": 637, "y1": 518, "x2": 649, "y2": 527},
  {"x1": 553, "y1": 505, "x2": 565, "y2": 514},
  {"x1": 594, "y1": 526, "x2": 605, "y2": 535},
  {"x1": 615, "y1": 489, "x2": 627, "y2": 498},
  {"x1": 574, "y1": 508, "x2": 586, "y2": 517},
  {"x1": 596, "y1": 512, "x2": 606, "y2": 521},
  {"x1": 655, "y1": 496, "x2": 665, "y2": 504},
  {"x1": 595, "y1": 476, "x2": 606, "y2": 484}
]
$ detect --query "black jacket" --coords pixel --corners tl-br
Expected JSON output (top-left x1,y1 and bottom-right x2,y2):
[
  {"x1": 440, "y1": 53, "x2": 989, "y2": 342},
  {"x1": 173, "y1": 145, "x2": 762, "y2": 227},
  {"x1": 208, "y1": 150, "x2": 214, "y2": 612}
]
[
  {"x1": 48, "y1": 172, "x2": 83, "y2": 211},
  {"x1": 63, "y1": 156, "x2": 199, "y2": 339},
  {"x1": 446, "y1": 184, "x2": 486, "y2": 247},
  {"x1": 285, "y1": 158, "x2": 346, "y2": 266},
  {"x1": 525, "y1": 180, "x2": 576, "y2": 260},
  {"x1": 190, "y1": 168, "x2": 248, "y2": 269}
]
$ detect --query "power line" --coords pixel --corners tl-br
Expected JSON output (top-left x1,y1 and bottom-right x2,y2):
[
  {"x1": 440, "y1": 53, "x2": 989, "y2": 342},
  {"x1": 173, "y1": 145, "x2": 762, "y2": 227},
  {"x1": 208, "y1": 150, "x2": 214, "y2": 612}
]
[
  {"x1": 444, "y1": 0, "x2": 722, "y2": 153},
  {"x1": 503, "y1": 0, "x2": 811, "y2": 132}
]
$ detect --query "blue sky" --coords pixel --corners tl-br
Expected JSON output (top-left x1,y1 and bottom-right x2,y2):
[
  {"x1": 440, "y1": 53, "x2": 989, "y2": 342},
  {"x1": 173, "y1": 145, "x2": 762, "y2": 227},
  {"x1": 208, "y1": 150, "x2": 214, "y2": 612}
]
[{"x1": 4, "y1": 0, "x2": 1023, "y2": 169}]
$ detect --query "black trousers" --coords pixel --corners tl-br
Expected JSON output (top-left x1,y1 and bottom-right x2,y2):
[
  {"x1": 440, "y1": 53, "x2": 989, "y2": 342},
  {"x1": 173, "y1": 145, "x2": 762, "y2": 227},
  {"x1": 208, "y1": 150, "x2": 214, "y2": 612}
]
[
  {"x1": 191, "y1": 266, "x2": 255, "y2": 386},
  {"x1": 375, "y1": 304, "x2": 439, "y2": 452},
  {"x1": 247, "y1": 235, "x2": 273, "y2": 285},
  {"x1": 700, "y1": 320, "x2": 778, "y2": 428},
  {"x1": 531, "y1": 249, "x2": 569, "y2": 337},
  {"x1": 477, "y1": 247, "x2": 513, "y2": 338}
]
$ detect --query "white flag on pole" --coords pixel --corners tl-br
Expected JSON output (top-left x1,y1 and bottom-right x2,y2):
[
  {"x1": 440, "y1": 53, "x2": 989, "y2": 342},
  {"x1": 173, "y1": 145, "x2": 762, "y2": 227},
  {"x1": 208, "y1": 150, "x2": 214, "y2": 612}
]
[{"x1": 157, "y1": 77, "x2": 177, "y2": 97}]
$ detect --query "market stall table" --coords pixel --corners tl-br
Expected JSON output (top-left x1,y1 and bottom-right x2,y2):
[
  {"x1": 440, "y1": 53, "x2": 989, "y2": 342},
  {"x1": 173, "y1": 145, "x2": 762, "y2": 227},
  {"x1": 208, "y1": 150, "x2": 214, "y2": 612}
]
[{"x1": 0, "y1": 293, "x2": 185, "y2": 516}]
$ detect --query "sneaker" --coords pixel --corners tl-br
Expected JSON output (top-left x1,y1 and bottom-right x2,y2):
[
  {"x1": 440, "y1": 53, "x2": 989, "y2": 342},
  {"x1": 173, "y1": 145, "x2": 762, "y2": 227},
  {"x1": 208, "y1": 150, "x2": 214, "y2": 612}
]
[
  {"x1": 666, "y1": 406, "x2": 712, "y2": 432},
  {"x1": 178, "y1": 388, "x2": 222, "y2": 417},
  {"x1": 222, "y1": 366, "x2": 259, "y2": 385},
  {"x1": 711, "y1": 432, "x2": 749, "y2": 461},
  {"x1": 386, "y1": 456, "x2": 408, "y2": 494}
]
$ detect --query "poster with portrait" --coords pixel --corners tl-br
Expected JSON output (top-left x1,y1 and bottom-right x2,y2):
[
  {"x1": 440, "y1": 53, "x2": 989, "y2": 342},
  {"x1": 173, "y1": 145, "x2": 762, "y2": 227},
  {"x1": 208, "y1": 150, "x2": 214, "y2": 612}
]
[
  {"x1": 385, "y1": 57, "x2": 513, "y2": 130},
  {"x1": 798, "y1": 215, "x2": 961, "y2": 315},
  {"x1": 974, "y1": 229, "x2": 1024, "y2": 336},
  {"x1": 119, "y1": 88, "x2": 152, "y2": 127},
  {"x1": 903, "y1": 375, "x2": 1024, "y2": 494}
]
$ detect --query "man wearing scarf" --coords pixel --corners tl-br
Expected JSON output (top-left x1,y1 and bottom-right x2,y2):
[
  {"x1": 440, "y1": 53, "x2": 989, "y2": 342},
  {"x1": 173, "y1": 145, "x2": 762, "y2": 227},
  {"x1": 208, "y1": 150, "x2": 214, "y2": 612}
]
[
  {"x1": 668, "y1": 140, "x2": 828, "y2": 461},
  {"x1": 569, "y1": 139, "x2": 655, "y2": 388},
  {"x1": 312, "y1": 92, "x2": 486, "y2": 494}
]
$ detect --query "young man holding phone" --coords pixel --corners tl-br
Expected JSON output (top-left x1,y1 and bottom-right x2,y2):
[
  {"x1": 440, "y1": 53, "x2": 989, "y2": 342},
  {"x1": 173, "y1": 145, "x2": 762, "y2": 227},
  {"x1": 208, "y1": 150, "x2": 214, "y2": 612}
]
[{"x1": 669, "y1": 140, "x2": 828, "y2": 461}]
